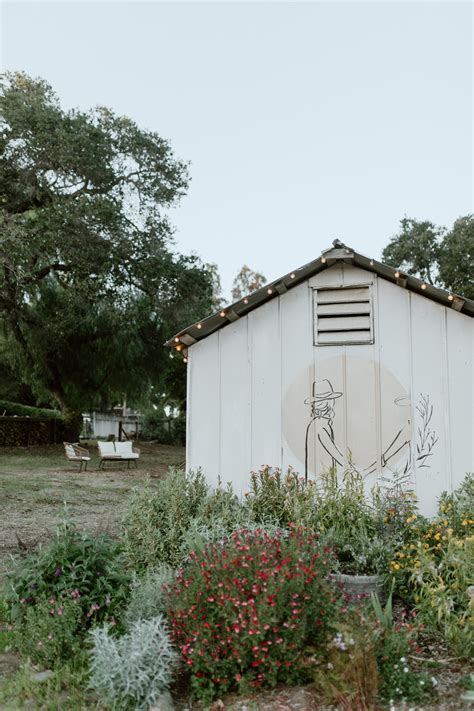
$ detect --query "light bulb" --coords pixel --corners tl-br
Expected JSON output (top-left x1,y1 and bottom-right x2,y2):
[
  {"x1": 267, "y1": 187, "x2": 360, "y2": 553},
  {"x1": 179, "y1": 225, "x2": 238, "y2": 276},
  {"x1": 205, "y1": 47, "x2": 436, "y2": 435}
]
[
  {"x1": 174, "y1": 337, "x2": 180, "y2": 343},
  {"x1": 243, "y1": 298, "x2": 249, "y2": 304},
  {"x1": 421, "y1": 283, "x2": 427, "y2": 290},
  {"x1": 395, "y1": 271, "x2": 400, "y2": 278},
  {"x1": 290, "y1": 272, "x2": 295, "y2": 279},
  {"x1": 448, "y1": 294, "x2": 454, "y2": 301},
  {"x1": 220, "y1": 310, "x2": 226, "y2": 317},
  {"x1": 176, "y1": 345, "x2": 182, "y2": 352},
  {"x1": 267, "y1": 288, "x2": 273, "y2": 295},
  {"x1": 197, "y1": 323, "x2": 202, "y2": 329},
  {"x1": 321, "y1": 257, "x2": 326, "y2": 264}
]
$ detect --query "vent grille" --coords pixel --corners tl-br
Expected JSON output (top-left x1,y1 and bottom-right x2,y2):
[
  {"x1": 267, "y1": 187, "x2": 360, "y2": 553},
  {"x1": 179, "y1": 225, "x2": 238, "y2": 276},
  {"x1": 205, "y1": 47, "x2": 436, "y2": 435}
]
[{"x1": 314, "y1": 286, "x2": 373, "y2": 345}]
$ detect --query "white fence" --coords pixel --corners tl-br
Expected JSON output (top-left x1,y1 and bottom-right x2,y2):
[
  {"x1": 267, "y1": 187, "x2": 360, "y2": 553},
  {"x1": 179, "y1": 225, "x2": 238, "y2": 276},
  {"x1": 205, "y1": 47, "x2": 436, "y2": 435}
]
[{"x1": 89, "y1": 413, "x2": 139, "y2": 440}]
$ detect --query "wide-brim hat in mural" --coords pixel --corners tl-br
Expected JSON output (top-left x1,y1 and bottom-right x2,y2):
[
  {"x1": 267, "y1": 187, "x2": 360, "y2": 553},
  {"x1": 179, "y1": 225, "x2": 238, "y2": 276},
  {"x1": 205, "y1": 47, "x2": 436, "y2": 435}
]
[{"x1": 304, "y1": 379, "x2": 343, "y2": 404}]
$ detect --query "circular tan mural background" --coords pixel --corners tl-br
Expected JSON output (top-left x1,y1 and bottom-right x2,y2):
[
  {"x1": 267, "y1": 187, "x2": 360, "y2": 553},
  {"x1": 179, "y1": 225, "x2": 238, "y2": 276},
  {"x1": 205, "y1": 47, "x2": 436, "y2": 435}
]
[{"x1": 282, "y1": 355, "x2": 412, "y2": 478}]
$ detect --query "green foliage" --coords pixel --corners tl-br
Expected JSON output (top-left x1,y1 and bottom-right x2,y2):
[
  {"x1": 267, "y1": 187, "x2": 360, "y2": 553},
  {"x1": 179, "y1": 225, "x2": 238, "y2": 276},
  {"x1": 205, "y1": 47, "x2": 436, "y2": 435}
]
[
  {"x1": 89, "y1": 616, "x2": 178, "y2": 710},
  {"x1": 389, "y1": 475, "x2": 474, "y2": 656},
  {"x1": 122, "y1": 470, "x2": 252, "y2": 570},
  {"x1": 13, "y1": 596, "x2": 84, "y2": 666},
  {"x1": 122, "y1": 469, "x2": 208, "y2": 569},
  {"x1": 4, "y1": 518, "x2": 130, "y2": 632},
  {"x1": 0, "y1": 72, "x2": 215, "y2": 426},
  {"x1": 382, "y1": 215, "x2": 474, "y2": 298},
  {"x1": 0, "y1": 398, "x2": 62, "y2": 419},
  {"x1": 0, "y1": 659, "x2": 93, "y2": 711},
  {"x1": 124, "y1": 566, "x2": 175, "y2": 626},
  {"x1": 167, "y1": 527, "x2": 337, "y2": 703},
  {"x1": 313, "y1": 600, "x2": 434, "y2": 708},
  {"x1": 141, "y1": 409, "x2": 185, "y2": 445},
  {"x1": 245, "y1": 465, "x2": 317, "y2": 527},
  {"x1": 438, "y1": 472, "x2": 474, "y2": 537}
]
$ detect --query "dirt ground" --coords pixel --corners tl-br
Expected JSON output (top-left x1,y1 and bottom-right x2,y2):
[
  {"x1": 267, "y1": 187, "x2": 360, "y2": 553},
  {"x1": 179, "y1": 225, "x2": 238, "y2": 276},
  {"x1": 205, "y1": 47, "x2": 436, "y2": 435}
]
[{"x1": 0, "y1": 441, "x2": 185, "y2": 571}]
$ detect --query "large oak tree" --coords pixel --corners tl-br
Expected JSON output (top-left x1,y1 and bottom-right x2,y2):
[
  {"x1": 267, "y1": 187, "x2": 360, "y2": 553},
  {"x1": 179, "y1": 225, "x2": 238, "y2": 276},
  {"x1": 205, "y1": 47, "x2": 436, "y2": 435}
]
[{"x1": 0, "y1": 73, "x2": 214, "y2": 435}]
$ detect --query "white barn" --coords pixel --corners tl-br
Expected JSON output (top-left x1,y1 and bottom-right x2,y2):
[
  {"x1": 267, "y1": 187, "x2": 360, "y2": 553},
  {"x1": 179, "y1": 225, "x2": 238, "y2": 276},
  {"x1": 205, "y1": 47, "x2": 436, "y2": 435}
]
[{"x1": 167, "y1": 241, "x2": 474, "y2": 516}]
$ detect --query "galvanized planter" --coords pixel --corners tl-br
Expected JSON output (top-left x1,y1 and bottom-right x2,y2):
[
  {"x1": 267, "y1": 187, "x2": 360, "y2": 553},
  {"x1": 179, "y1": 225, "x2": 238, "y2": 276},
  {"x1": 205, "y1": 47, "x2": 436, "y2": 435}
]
[{"x1": 329, "y1": 572, "x2": 386, "y2": 604}]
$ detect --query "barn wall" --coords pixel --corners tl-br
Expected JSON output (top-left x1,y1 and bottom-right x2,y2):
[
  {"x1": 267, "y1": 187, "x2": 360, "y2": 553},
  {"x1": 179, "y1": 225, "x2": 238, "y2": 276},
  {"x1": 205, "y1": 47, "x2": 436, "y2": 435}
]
[{"x1": 187, "y1": 264, "x2": 473, "y2": 515}]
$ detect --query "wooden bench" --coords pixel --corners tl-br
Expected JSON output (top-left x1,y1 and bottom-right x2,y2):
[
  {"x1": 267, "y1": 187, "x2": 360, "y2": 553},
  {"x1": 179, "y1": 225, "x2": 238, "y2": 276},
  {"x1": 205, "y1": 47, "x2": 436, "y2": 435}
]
[
  {"x1": 98, "y1": 440, "x2": 140, "y2": 469},
  {"x1": 63, "y1": 442, "x2": 91, "y2": 472}
]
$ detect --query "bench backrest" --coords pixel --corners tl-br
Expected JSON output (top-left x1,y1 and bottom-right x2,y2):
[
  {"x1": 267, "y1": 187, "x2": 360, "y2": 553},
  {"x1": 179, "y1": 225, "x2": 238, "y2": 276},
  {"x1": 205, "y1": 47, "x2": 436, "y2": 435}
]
[
  {"x1": 64, "y1": 443, "x2": 77, "y2": 459},
  {"x1": 98, "y1": 441, "x2": 116, "y2": 456},
  {"x1": 115, "y1": 441, "x2": 133, "y2": 455}
]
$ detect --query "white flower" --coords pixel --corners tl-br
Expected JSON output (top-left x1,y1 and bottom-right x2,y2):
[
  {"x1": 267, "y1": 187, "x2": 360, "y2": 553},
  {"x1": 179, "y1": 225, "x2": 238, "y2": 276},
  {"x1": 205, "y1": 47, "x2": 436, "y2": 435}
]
[
  {"x1": 404, "y1": 667, "x2": 409, "y2": 673},
  {"x1": 400, "y1": 656, "x2": 406, "y2": 662},
  {"x1": 431, "y1": 676, "x2": 438, "y2": 686}
]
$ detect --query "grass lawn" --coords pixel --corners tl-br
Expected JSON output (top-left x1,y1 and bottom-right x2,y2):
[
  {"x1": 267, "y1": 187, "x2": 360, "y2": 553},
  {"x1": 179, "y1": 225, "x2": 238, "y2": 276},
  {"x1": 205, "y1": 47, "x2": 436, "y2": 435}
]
[{"x1": 0, "y1": 441, "x2": 185, "y2": 569}]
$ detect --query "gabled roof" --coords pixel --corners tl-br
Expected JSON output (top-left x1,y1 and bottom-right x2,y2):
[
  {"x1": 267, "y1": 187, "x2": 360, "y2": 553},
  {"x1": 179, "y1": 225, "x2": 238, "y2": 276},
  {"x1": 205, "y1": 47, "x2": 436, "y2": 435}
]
[{"x1": 166, "y1": 240, "x2": 474, "y2": 353}]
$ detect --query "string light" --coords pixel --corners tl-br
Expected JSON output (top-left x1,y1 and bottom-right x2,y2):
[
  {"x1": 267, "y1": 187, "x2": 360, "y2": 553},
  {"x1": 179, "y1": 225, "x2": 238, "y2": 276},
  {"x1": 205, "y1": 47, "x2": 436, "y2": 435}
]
[
  {"x1": 267, "y1": 288, "x2": 273, "y2": 295},
  {"x1": 290, "y1": 272, "x2": 295, "y2": 279},
  {"x1": 174, "y1": 337, "x2": 180, "y2": 343},
  {"x1": 175, "y1": 344, "x2": 182, "y2": 352},
  {"x1": 220, "y1": 310, "x2": 226, "y2": 317},
  {"x1": 243, "y1": 298, "x2": 249, "y2": 304},
  {"x1": 448, "y1": 294, "x2": 454, "y2": 301},
  {"x1": 197, "y1": 323, "x2": 202, "y2": 329},
  {"x1": 183, "y1": 356, "x2": 188, "y2": 363},
  {"x1": 421, "y1": 283, "x2": 427, "y2": 290},
  {"x1": 370, "y1": 260, "x2": 374, "y2": 266},
  {"x1": 394, "y1": 271, "x2": 400, "y2": 278},
  {"x1": 321, "y1": 257, "x2": 327, "y2": 264}
]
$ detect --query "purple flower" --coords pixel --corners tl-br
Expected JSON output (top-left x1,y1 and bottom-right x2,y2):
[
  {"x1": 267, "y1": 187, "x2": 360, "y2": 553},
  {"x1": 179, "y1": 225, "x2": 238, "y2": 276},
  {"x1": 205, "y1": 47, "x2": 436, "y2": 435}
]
[{"x1": 54, "y1": 567, "x2": 62, "y2": 577}]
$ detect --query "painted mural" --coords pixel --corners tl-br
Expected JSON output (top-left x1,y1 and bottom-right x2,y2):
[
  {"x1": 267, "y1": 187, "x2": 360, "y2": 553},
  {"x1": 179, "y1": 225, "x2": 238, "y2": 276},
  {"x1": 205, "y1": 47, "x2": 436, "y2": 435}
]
[
  {"x1": 303, "y1": 378, "x2": 438, "y2": 482},
  {"x1": 281, "y1": 355, "x2": 438, "y2": 486}
]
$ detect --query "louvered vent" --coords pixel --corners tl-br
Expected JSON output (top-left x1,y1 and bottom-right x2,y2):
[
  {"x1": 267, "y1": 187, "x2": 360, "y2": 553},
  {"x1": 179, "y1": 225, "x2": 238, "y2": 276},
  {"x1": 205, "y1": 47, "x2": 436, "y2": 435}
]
[{"x1": 314, "y1": 286, "x2": 373, "y2": 345}]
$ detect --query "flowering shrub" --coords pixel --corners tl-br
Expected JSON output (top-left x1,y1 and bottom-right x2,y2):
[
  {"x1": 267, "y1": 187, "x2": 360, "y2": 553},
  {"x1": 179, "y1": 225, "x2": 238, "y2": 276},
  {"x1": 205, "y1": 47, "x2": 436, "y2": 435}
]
[
  {"x1": 5, "y1": 520, "x2": 129, "y2": 629},
  {"x1": 389, "y1": 475, "x2": 474, "y2": 656},
  {"x1": 167, "y1": 526, "x2": 337, "y2": 702},
  {"x1": 375, "y1": 611, "x2": 434, "y2": 704},
  {"x1": 13, "y1": 597, "x2": 84, "y2": 666},
  {"x1": 4, "y1": 519, "x2": 129, "y2": 662}
]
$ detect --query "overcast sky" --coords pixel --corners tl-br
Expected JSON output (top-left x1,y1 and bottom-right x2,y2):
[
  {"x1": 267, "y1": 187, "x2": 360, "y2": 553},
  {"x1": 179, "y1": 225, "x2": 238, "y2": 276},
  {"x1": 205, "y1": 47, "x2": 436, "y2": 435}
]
[{"x1": 2, "y1": 1, "x2": 473, "y2": 298}]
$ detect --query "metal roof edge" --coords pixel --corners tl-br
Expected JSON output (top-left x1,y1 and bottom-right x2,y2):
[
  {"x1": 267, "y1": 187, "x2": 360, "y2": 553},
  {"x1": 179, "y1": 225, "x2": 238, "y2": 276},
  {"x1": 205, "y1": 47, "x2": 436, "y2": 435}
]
[{"x1": 165, "y1": 240, "x2": 474, "y2": 350}]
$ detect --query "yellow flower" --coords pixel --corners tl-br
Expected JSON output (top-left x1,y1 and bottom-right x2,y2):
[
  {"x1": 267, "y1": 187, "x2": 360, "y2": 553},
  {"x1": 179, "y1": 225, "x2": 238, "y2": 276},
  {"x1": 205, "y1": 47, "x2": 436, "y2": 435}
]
[
  {"x1": 447, "y1": 528, "x2": 453, "y2": 536},
  {"x1": 409, "y1": 544, "x2": 415, "y2": 550},
  {"x1": 434, "y1": 533, "x2": 441, "y2": 541},
  {"x1": 462, "y1": 520, "x2": 468, "y2": 526}
]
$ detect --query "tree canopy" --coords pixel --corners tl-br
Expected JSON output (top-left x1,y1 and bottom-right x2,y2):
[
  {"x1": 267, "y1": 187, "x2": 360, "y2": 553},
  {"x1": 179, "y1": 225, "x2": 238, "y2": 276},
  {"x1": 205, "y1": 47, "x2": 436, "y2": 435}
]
[
  {"x1": 382, "y1": 216, "x2": 474, "y2": 299},
  {"x1": 0, "y1": 72, "x2": 214, "y2": 432}
]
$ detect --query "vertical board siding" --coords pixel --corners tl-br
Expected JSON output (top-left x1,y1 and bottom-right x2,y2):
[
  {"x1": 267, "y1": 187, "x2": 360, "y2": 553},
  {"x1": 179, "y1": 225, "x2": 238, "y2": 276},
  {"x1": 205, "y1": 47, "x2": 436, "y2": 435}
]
[
  {"x1": 280, "y1": 282, "x2": 313, "y2": 474},
  {"x1": 218, "y1": 318, "x2": 251, "y2": 494},
  {"x1": 187, "y1": 334, "x2": 220, "y2": 483},
  {"x1": 409, "y1": 296, "x2": 448, "y2": 515},
  {"x1": 249, "y1": 300, "x2": 282, "y2": 472},
  {"x1": 446, "y1": 308, "x2": 473, "y2": 488},
  {"x1": 376, "y1": 280, "x2": 414, "y2": 483}
]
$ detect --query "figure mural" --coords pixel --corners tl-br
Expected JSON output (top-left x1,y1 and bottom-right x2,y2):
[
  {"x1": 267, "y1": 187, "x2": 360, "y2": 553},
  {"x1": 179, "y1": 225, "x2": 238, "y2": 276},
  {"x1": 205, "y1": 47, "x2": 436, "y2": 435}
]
[{"x1": 303, "y1": 377, "x2": 437, "y2": 483}]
